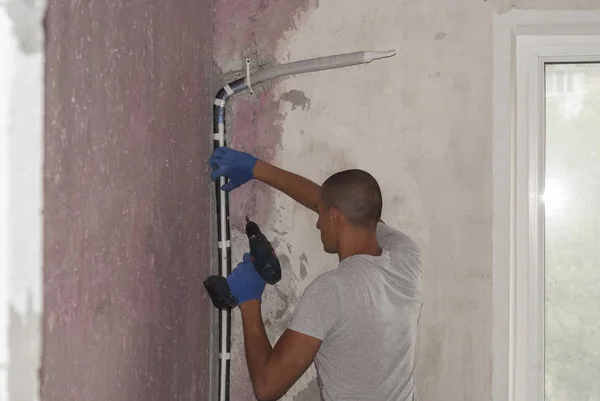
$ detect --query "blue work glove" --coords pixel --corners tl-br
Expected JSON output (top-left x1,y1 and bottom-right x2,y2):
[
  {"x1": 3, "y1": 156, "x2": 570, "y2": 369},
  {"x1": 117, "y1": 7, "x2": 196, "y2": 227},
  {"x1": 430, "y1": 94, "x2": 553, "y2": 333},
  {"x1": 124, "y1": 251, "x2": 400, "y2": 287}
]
[
  {"x1": 209, "y1": 147, "x2": 258, "y2": 191},
  {"x1": 227, "y1": 253, "x2": 266, "y2": 305}
]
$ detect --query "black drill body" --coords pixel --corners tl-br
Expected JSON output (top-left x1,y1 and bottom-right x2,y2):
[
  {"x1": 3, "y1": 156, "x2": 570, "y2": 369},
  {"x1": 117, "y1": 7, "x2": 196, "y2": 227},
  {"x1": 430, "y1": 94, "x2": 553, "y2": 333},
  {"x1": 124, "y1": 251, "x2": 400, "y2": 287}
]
[
  {"x1": 245, "y1": 217, "x2": 281, "y2": 285},
  {"x1": 204, "y1": 217, "x2": 282, "y2": 309}
]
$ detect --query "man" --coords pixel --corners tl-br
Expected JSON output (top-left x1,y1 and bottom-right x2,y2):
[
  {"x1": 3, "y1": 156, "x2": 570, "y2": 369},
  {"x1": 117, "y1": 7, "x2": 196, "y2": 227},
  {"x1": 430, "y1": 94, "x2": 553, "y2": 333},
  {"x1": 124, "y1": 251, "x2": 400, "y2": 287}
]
[{"x1": 209, "y1": 147, "x2": 423, "y2": 401}]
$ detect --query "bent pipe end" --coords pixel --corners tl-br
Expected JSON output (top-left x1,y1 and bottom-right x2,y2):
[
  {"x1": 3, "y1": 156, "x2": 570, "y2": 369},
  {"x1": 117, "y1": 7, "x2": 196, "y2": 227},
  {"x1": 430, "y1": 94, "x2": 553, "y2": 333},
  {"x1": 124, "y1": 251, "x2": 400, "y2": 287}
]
[{"x1": 363, "y1": 49, "x2": 396, "y2": 62}]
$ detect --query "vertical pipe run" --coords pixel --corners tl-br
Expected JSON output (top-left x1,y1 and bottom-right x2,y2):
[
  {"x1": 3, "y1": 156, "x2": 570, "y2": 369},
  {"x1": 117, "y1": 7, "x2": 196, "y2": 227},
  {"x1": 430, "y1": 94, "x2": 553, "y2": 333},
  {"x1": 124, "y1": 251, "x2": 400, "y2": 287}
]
[{"x1": 213, "y1": 78, "x2": 247, "y2": 401}]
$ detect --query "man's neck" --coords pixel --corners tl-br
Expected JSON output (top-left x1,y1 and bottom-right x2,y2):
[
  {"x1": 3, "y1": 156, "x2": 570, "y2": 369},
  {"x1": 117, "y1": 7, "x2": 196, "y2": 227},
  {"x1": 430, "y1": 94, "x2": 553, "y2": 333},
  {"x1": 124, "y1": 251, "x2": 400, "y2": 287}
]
[{"x1": 337, "y1": 226, "x2": 382, "y2": 262}]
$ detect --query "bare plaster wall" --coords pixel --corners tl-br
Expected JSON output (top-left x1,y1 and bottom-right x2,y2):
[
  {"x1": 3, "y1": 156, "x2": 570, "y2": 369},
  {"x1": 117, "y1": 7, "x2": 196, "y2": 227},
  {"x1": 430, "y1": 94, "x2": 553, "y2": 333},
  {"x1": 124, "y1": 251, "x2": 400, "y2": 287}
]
[
  {"x1": 213, "y1": 1, "x2": 600, "y2": 400},
  {"x1": 42, "y1": 1, "x2": 215, "y2": 400}
]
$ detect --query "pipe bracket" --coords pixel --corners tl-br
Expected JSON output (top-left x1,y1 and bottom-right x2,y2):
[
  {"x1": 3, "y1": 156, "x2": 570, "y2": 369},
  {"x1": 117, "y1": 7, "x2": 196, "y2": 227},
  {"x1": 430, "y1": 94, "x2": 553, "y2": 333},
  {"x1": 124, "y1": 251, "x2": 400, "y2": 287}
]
[
  {"x1": 218, "y1": 240, "x2": 231, "y2": 249},
  {"x1": 245, "y1": 58, "x2": 254, "y2": 95}
]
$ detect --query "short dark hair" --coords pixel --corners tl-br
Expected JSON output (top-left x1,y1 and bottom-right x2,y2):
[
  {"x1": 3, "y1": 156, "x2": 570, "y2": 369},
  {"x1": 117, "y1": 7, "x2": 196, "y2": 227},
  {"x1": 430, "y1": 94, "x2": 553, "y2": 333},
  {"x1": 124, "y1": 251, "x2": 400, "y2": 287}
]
[{"x1": 320, "y1": 169, "x2": 382, "y2": 227}]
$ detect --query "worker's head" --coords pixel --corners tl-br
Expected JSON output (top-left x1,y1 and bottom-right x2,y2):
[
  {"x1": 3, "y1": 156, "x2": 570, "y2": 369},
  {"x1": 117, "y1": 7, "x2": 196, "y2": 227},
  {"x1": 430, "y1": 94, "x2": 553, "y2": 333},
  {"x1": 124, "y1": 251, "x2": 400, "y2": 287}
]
[{"x1": 316, "y1": 169, "x2": 382, "y2": 254}]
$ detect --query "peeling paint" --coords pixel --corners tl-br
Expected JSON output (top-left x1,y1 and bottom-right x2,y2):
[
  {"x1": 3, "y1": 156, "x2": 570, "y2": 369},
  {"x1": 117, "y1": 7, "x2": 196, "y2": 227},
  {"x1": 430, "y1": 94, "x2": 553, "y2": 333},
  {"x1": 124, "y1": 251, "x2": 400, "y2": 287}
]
[{"x1": 299, "y1": 253, "x2": 308, "y2": 280}]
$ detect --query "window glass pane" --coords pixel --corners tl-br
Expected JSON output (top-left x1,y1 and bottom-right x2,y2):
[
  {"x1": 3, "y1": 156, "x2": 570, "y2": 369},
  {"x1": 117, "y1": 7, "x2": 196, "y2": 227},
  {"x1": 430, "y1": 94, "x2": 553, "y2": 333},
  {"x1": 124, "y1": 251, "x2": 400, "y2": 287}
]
[
  {"x1": 544, "y1": 63, "x2": 600, "y2": 401},
  {"x1": 567, "y1": 73, "x2": 574, "y2": 93},
  {"x1": 555, "y1": 71, "x2": 565, "y2": 92}
]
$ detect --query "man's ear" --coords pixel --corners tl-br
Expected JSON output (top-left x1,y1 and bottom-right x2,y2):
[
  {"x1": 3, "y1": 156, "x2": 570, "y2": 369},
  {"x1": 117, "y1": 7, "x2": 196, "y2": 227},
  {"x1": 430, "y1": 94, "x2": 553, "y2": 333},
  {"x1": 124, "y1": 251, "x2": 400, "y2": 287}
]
[{"x1": 329, "y1": 207, "x2": 340, "y2": 222}]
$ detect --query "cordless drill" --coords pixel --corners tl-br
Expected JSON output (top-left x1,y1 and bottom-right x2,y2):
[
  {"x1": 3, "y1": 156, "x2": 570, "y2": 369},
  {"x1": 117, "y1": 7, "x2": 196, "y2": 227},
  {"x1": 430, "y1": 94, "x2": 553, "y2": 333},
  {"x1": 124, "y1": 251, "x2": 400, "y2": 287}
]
[{"x1": 204, "y1": 216, "x2": 282, "y2": 309}]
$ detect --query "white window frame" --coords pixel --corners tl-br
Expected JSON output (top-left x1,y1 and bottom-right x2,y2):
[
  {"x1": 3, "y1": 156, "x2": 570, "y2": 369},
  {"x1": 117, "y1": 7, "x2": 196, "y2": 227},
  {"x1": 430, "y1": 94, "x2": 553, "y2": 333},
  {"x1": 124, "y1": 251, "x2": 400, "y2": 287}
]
[{"x1": 492, "y1": 10, "x2": 600, "y2": 401}]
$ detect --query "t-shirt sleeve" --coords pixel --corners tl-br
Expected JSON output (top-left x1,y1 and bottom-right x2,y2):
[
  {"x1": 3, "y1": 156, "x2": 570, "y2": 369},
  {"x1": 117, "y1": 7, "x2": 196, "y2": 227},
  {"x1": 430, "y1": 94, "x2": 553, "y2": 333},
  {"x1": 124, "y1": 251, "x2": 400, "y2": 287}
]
[
  {"x1": 287, "y1": 273, "x2": 342, "y2": 341},
  {"x1": 376, "y1": 222, "x2": 419, "y2": 253}
]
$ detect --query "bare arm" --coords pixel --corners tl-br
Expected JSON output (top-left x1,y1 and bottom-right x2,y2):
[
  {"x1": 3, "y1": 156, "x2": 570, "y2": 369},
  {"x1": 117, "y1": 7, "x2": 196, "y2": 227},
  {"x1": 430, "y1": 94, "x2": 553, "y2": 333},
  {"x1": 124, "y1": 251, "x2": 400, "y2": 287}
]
[
  {"x1": 253, "y1": 160, "x2": 320, "y2": 214},
  {"x1": 253, "y1": 160, "x2": 387, "y2": 225},
  {"x1": 240, "y1": 301, "x2": 321, "y2": 401}
]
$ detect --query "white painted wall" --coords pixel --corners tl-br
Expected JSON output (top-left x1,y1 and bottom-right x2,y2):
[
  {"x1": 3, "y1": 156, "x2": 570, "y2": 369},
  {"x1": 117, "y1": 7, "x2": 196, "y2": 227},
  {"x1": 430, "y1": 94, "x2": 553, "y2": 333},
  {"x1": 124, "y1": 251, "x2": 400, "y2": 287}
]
[
  {"x1": 227, "y1": 1, "x2": 600, "y2": 400},
  {"x1": 0, "y1": 11, "x2": 11, "y2": 400},
  {"x1": 0, "y1": 1, "x2": 44, "y2": 400}
]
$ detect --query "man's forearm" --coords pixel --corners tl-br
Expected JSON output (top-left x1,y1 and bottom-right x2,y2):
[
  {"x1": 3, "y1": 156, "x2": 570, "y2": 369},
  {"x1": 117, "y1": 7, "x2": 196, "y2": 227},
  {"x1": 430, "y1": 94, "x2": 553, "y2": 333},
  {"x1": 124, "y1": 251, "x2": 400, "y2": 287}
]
[
  {"x1": 253, "y1": 160, "x2": 320, "y2": 213},
  {"x1": 239, "y1": 301, "x2": 273, "y2": 398}
]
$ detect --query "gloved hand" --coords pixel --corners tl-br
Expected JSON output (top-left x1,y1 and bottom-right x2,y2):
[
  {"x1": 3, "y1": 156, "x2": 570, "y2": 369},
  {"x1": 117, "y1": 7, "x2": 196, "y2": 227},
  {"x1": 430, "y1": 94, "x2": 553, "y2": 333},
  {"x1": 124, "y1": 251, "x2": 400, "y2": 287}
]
[
  {"x1": 227, "y1": 253, "x2": 266, "y2": 305},
  {"x1": 209, "y1": 147, "x2": 258, "y2": 191}
]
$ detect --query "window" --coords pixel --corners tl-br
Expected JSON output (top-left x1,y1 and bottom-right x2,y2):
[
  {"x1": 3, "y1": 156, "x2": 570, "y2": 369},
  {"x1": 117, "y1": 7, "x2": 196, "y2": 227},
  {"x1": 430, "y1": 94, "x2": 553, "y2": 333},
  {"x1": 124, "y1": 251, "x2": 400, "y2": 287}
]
[
  {"x1": 493, "y1": 10, "x2": 600, "y2": 401},
  {"x1": 544, "y1": 62, "x2": 600, "y2": 401}
]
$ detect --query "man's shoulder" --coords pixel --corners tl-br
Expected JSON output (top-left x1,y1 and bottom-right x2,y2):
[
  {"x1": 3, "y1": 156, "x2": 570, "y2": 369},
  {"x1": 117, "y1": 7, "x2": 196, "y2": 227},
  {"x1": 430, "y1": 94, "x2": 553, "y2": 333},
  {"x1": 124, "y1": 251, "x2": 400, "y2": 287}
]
[
  {"x1": 376, "y1": 222, "x2": 420, "y2": 254},
  {"x1": 306, "y1": 268, "x2": 343, "y2": 289}
]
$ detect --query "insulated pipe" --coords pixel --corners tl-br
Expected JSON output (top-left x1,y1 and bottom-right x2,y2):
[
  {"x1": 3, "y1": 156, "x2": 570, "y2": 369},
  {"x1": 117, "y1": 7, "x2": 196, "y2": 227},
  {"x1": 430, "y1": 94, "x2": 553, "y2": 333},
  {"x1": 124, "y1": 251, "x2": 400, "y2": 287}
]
[
  {"x1": 250, "y1": 50, "x2": 396, "y2": 85},
  {"x1": 211, "y1": 49, "x2": 395, "y2": 401}
]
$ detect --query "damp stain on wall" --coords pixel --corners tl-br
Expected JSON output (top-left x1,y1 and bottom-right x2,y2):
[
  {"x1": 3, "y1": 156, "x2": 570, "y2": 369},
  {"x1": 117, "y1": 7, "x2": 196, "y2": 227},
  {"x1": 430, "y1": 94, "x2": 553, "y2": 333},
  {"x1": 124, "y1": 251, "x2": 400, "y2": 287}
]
[{"x1": 213, "y1": 0, "x2": 319, "y2": 229}]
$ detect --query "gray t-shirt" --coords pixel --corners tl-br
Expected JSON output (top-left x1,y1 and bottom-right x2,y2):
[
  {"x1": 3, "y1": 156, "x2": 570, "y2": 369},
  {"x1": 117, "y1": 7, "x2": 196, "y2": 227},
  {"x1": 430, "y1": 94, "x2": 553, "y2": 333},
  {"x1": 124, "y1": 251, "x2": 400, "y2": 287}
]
[{"x1": 288, "y1": 222, "x2": 422, "y2": 401}]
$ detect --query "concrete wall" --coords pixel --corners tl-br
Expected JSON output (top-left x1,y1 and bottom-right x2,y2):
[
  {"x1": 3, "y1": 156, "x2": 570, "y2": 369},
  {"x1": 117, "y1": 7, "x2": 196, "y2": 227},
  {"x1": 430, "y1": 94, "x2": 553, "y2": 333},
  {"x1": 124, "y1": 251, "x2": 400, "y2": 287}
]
[
  {"x1": 213, "y1": 1, "x2": 600, "y2": 400},
  {"x1": 42, "y1": 1, "x2": 215, "y2": 400}
]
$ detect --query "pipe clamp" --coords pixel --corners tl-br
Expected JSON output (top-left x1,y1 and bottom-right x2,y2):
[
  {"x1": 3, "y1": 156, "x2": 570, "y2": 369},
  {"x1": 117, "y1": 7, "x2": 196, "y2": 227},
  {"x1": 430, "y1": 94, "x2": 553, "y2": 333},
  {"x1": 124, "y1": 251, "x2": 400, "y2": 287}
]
[{"x1": 245, "y1": 58, "x2": 254, "y2": 95}]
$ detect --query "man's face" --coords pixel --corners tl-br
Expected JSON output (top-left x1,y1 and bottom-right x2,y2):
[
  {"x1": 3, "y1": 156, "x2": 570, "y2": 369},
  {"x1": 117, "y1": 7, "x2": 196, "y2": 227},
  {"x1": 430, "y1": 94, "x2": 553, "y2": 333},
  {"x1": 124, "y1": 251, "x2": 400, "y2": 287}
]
[{"x1": 316, "y1": 194, "x2": 337, "y2": 254}]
